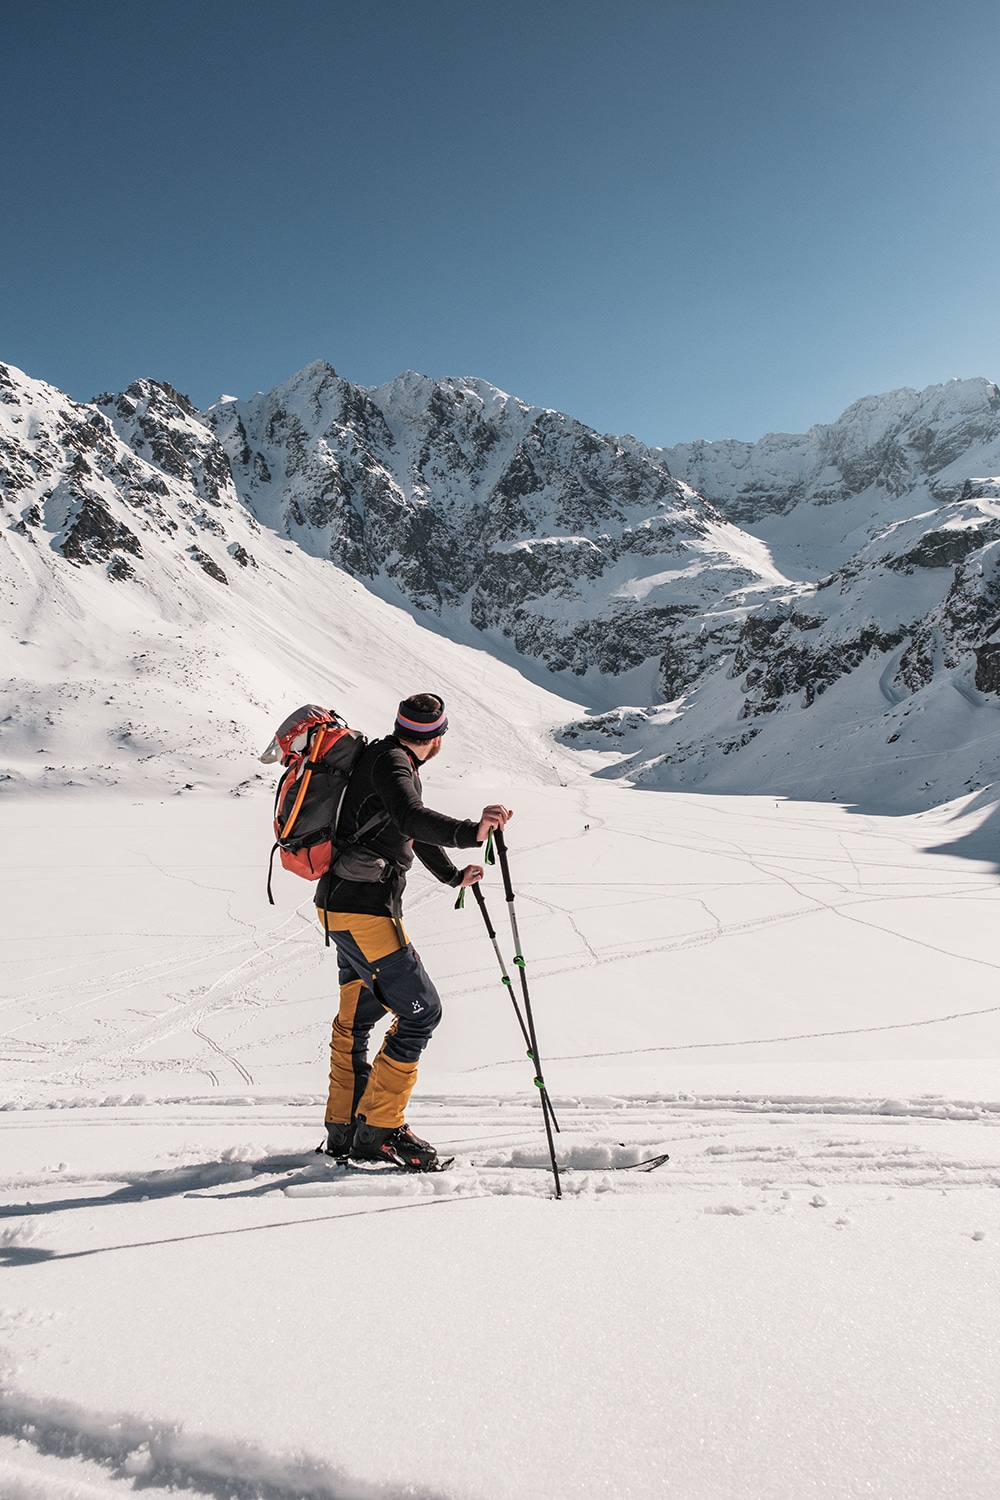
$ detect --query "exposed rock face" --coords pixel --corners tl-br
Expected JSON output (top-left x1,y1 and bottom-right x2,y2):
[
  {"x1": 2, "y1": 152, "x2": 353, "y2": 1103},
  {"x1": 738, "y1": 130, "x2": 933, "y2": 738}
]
[
  {"x1": 657, "y1": 379, "x2": 1000, "y2": 524},
  {"x1": 725, "y1": 507, "x2": 1000, "y2": 717},
  {"x1": 228, "y1": 542, "x2": 257, "y2": 569},
  {"x1": 205, "y1": 363, "x2": 793, "y2": 699},
  {"x1": 0, "y1": 364, "x2": 245, "y2": 590},
  {"x1": 188, "y1": 546, "x2": 228, "y2": 585},
  {"x1": 0, "y1": 375, "x2": 143, "y2": 572},
  {"x1": 0, "y1": 362, "x2": 276, "y2": 796},
  {"x1": 975, "y1": 636, "x2": 1000, "y2": 693},
  {"x1": 96, "y1": 379, "x2": 234, "y2": 504},
  {"x1": 61, "y1": 494, "x2": 143, "y2": 566},
  {"x1": 530, "y1": 386, "x2": 996, "y2": 802},
  {"x1": 202, "y1": 367, "x2": 1000, "y2": 775},
  {"x1": 560, "y1": 491, "x2": 1000, "y2": 806}
]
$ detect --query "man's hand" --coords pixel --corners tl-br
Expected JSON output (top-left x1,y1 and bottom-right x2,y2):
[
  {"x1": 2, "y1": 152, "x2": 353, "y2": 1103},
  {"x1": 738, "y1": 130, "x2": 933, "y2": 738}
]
[
  {"x1": 476, "y1": 804, "x2": 513, "y2": 842},
  {"x1": 459, "y1": 864, "x2": 485, "y2": 888}
]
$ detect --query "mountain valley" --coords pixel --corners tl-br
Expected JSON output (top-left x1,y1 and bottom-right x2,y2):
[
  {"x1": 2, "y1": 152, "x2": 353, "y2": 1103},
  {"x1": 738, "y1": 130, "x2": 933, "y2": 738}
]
[{"x1": 2, "y1": 357, "x2": 999, "y2": 810}]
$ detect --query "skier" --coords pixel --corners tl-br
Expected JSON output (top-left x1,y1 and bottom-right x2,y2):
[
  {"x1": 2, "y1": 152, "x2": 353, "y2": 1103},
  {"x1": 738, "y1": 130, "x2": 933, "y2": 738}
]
[{"x1": 316, "y1": 692, "x2": 512, "y2": 1170}]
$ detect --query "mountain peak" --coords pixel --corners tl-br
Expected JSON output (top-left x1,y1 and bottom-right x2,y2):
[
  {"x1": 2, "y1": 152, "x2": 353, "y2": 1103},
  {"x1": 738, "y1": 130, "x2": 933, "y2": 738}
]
[{"x1": 296, "y1": 358, "x2": 339, "y2": 383}]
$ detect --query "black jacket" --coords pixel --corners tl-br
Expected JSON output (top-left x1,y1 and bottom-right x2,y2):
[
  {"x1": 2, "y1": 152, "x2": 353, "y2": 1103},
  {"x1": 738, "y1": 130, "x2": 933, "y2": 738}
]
[{"x1": 315, "y1": 735, "x2": 481, "y2": 917}]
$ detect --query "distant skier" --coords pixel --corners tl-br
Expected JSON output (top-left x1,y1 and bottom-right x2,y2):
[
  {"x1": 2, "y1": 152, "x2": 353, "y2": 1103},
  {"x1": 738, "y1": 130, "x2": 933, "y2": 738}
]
[{"x1": 316, "y1": 693, "x2": 512, "y2": 1171}]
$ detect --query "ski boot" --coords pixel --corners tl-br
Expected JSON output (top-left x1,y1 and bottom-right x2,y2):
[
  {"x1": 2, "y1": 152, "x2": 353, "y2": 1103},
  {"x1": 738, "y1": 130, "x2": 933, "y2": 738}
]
[
  {"x1": 351, "y1": 1119, "x2": 445, "y2": 1172},
  {"x1": 317, "y1": 1119, "x2": 355, "y2": 1162}
]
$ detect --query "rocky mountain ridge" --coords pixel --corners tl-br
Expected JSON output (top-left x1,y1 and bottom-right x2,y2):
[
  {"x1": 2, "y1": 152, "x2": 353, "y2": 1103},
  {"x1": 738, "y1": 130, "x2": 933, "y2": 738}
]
[
  {"x1": 0, "y1": 362, "x2": 278, "y2": 792},
  {"x1": 2, "y1": 356, "x2": 999, "y2": 806},
  {"x1": 203, "y1": 361, "x2": 792, "y2": 702},
  {"x1": 657, "y1": 378, "x2": 1000, "y2": 527},
  {"x1": 0, "y1": 363, "x2": 582, "y2": 795},
  {"x1": 559, "y1": 486, "x2": 1000, "y2": 809}
]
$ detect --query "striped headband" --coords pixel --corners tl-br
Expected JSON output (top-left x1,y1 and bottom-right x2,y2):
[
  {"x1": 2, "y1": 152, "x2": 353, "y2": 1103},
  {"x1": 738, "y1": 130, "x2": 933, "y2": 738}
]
[{"x1": 395, "y1": 700, "x2": 448, "y2": 739}]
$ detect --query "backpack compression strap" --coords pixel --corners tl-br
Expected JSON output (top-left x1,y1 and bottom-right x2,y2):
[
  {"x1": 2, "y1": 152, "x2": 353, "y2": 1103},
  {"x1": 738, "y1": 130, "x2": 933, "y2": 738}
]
[{"x1": 279, "y1": 726, "x2": 333, "y2": 841}]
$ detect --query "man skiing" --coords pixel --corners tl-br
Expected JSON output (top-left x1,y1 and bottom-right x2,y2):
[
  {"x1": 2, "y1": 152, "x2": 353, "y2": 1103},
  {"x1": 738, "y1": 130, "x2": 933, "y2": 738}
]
[{"x1": 316, "y1": 692, "x2": 512, "y2": 1171}]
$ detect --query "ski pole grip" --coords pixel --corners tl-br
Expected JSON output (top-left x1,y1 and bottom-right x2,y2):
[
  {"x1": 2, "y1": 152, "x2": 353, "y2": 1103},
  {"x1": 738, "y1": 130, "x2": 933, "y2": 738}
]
[
  {"x1": 493, "y1": 826, "x2": 516, "y2": 902},
  {"x1": 472, "y1": 882, "x2": 497, "y2": 938}
]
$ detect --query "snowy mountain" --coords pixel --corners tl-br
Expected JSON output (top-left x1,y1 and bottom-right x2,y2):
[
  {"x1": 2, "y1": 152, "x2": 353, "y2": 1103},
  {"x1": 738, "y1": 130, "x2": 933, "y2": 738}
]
[
  {"x1": 0, "y1": 363, "x2": 583, "y2": 795},
  {"x1": 568, "y1": 380, "x2": 1000, "y2": 806},
  {"x1": 203, "y1": 361, "x2": 792, "y2": 705},
  {"x1": 3, "y1": 356, "x2": 1000, "y2": 808},
  {"x1": 657, "y1": 378, "x2": 1000, "y2": 560},
  {"x1": 561, "y1": 488, "x2": 1000, "y2": 809},
  {"x1": 194, "y1": 366, "x2": 1000, "y2": 807}
]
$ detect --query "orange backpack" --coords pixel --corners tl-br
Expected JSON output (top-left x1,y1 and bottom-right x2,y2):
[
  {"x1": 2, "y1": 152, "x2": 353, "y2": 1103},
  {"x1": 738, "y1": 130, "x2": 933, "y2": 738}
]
[{"x1": 262, "y1": 704, "x2": 378, "y2": 902}]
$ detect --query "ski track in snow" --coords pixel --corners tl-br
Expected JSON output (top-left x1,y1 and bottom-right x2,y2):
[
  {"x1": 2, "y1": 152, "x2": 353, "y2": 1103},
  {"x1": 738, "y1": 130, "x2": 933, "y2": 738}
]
[
  {"x1": 191, "y1": 1023, "x2": 254, "y2": 1088},
  {"x1": 0, "y1": 1381, "x2": 437, "y2": 1500},
  {"x1": 4, "y1": 787, "x2": 1000, "y2": 1095},
  {"x1": 0, "y1": 910, "x2": 322, "y2": 1087},
  {"x1": 2, "y1": 1096, "x2": 999, "y2": 1222},
  {"x1": 0, "y1": 1084, "x2": 997, "y2": 1498},
  {"x1": 19, "y1": 1088, "x2": 977, "y2": 1499}
]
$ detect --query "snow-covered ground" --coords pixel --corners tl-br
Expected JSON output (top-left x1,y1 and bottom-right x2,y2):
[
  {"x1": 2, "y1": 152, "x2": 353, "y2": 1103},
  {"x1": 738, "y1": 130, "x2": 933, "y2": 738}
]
[{"x1": 2, "y1": 772, "x2": 999, "y2": 1499}]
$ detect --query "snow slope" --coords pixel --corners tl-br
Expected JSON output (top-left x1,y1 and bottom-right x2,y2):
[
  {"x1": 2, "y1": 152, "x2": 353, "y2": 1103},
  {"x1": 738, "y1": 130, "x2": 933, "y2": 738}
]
[
  {"x1": 0, "y1": 364, "x2": 585, "y2": 797},
  {"x1": 2, "y1": 784, "x2": 999, "y2": 1500}
]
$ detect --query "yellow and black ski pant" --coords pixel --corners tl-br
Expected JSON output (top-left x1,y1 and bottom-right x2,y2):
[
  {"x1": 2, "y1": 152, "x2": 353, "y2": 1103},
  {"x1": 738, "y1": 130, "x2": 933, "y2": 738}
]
[{"x1": 318, "y1": 911, "x2": 443, "y2": 1130}]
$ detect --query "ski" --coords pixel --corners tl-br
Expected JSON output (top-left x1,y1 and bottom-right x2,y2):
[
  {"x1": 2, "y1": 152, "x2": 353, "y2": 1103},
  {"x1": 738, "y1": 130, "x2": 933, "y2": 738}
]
[
  {"x1": 618, "y1": 1152, "x2": 670, "y2": 1172},
  {"x1": 315, "y1": 1147, "x2": 454, "y2": 1174},
  {"x1": 441, "y1": 1149, "x2": 669, "y2": 1173},
  {"x1": 315, "y1": 1144, "x2": 667, "y2": 1174},
  {"x1": 469, "y1": 1152, "x2": 670, "y2": 1173}
]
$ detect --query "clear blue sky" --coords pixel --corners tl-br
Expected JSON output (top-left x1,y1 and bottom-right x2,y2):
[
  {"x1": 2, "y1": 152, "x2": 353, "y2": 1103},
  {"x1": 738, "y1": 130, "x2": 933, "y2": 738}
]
[{"x1": 3, "y1": 0, "x2": 999, "y2": 445}]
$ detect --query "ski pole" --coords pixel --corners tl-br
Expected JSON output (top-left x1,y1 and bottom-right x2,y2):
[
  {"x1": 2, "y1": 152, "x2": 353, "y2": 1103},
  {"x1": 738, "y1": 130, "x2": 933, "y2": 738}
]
[
  {"x1": 463, "y1": 880, "x2": 561, "y2": 1136},
  {"x1": 491, "y1": 826, "x2": 562, "y2": 1199},
  {"x1": 455, "y1": 874, "x2": 561, "y2": 1133}
]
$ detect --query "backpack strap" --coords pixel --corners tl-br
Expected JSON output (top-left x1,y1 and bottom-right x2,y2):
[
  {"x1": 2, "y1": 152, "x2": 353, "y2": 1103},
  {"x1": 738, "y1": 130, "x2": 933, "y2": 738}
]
[
  {"x1": 279, "y1": 726, "x2": 332, "y2": 841},
  {"x1": 342, "y1": 808, "x2": 390, "y2": 849},
  {"x1": 315, "y1": 808, "x2": 393, "y2": 941}
]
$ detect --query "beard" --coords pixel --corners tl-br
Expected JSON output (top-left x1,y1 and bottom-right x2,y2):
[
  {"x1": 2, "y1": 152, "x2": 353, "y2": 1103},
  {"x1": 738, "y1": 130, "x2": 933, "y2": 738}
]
[{"x1": 422, "y1": 738, "x2": 442, "y2": 761}]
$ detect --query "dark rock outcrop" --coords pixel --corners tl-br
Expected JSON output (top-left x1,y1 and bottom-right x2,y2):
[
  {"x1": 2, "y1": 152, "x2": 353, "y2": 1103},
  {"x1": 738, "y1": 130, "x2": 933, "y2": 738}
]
[{"x1": 60, "y1": 494, "x2": 143, "y2": 565}]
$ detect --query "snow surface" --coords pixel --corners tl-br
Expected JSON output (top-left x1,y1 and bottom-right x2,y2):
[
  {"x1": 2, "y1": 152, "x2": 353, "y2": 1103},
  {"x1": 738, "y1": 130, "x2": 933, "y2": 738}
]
[{"x1": 3, "y1": 770, "x2": 1000, "y2": 1498}]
